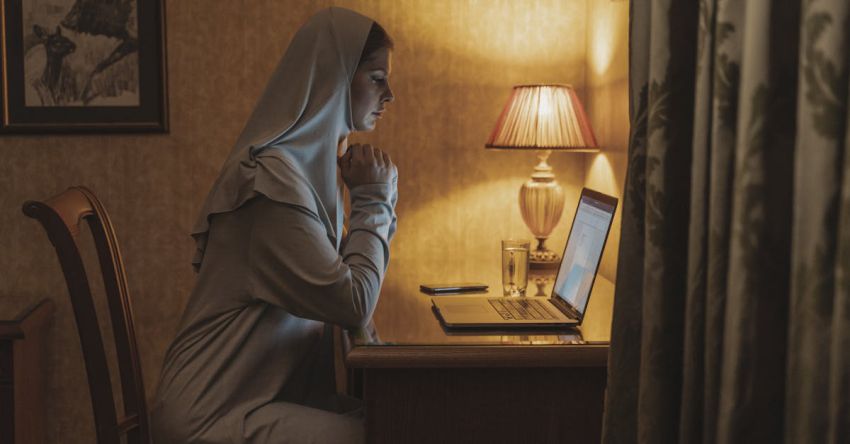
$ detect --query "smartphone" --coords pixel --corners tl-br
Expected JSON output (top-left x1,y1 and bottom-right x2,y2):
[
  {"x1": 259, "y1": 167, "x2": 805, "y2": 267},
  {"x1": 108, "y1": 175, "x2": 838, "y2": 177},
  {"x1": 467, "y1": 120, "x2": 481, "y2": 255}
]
[{"x1": 420, "y1": 282, "x2": 489, "y2": 294}]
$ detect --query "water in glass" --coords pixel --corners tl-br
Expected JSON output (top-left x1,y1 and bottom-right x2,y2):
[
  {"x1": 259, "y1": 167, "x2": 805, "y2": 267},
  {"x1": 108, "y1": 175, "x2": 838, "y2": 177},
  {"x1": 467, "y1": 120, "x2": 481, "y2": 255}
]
[{"x1": 502, "y1": 244, "x2": 529, "y2": 296}]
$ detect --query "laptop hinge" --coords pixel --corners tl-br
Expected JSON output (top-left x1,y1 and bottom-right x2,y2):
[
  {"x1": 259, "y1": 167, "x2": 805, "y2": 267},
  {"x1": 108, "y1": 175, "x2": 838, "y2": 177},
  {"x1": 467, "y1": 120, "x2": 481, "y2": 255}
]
[{"x1": 551, "y1": 297, "x2": 580, "y2": 319}]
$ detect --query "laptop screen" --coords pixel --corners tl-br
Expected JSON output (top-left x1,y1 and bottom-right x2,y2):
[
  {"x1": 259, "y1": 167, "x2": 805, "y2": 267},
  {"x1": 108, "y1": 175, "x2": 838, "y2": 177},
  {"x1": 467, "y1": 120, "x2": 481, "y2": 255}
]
[{"x1": 552, "y1": 189, "x2": 617, "y2": 317}]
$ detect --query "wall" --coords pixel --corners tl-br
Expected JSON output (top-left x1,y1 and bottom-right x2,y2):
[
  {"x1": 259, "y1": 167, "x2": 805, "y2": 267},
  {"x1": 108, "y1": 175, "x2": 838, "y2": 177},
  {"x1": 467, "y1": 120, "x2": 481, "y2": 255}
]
[
  {"x1": 346, "y1": 0, "x2": 589, "y2": 288},
  {"x1": 0, "y1": 1, "x2": 629, "y2": 442},
  {"x1": 585, "y1": 0, "x2": 629, "y2": 282}
]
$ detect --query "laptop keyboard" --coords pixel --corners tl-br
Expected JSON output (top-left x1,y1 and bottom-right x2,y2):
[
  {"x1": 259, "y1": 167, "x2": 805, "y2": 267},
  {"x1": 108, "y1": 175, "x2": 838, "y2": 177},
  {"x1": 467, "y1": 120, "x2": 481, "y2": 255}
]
[{"x1": 488, "y1": 298, "x2": 558, "y2": 321}]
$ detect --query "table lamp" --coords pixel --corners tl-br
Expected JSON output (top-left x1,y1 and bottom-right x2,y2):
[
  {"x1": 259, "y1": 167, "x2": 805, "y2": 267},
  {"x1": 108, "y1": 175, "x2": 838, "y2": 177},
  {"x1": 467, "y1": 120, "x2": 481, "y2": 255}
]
[{"x1": 486, "y1": 84, "x2": 599, "y2": 268}]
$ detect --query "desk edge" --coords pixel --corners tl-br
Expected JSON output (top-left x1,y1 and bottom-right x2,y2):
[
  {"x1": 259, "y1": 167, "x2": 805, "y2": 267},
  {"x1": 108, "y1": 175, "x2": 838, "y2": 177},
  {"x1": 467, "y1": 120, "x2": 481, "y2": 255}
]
[{"x1": 346, "y1": 344, "x2": 609, "y2": 368}]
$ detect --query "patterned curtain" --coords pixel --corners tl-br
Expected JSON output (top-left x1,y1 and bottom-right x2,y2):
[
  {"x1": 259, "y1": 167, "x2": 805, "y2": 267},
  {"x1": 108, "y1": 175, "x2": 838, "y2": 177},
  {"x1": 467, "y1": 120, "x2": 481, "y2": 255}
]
[{"x1": 602, "y1": 0, "x2": 850, "y2": 442}]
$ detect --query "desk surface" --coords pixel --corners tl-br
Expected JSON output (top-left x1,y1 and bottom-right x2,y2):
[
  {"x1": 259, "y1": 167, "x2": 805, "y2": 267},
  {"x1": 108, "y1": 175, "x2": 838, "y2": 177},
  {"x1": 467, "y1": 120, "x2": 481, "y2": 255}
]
[{"x1": 347, "y1": 266, "x2": 615, "y2": 368}]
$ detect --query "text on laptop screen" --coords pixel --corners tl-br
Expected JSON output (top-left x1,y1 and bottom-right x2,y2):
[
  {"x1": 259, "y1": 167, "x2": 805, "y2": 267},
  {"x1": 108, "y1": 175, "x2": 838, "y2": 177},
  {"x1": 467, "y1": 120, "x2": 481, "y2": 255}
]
[{"x1": 553, "y1": 195, "x2": 615, "y2": 314}]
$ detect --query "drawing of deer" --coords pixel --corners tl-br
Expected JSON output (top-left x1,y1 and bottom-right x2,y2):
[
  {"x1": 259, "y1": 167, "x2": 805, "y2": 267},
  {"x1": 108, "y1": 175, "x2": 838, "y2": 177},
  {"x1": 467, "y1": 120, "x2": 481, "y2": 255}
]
[
  {"x1": 61, "y1": 0, "x2": 138, "y2": 104},
  {"x1": 25, "y1": 25, "x2": 78, "y2": 106}
]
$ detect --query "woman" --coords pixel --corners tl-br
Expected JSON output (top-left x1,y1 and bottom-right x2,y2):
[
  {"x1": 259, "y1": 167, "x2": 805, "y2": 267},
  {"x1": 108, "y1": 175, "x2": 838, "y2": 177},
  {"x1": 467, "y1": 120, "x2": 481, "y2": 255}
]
[{"x1": 151, "y1": 7, "x2": 396, "y2": 443}]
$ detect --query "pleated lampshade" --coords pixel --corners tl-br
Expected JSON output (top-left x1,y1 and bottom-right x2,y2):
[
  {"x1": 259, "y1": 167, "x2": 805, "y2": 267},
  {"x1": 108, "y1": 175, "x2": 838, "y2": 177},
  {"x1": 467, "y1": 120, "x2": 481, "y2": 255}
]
[{"x1": 485, "y1": 84, "x2": 599, "y2": 151}]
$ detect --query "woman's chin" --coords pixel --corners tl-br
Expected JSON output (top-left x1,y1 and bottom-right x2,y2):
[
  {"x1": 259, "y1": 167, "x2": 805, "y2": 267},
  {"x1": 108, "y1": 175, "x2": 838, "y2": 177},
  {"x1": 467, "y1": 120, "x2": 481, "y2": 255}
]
[{"x1": 354, "y1": 120, "x2": 377, "y2": 132}]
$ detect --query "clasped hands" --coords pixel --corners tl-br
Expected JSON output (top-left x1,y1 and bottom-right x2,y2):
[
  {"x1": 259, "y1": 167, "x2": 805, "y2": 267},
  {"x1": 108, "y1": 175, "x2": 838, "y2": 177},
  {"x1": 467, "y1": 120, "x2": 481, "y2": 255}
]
[{"x1": 338, "y1": 143, "x2": 398, "y2": 189}]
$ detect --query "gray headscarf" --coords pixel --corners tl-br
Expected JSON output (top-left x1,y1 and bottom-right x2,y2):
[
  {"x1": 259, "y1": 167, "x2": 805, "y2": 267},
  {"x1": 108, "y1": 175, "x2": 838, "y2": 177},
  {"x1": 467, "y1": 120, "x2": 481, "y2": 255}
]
[{"x1": 191, "y1": 7, "x2": 374, "y2": 271}]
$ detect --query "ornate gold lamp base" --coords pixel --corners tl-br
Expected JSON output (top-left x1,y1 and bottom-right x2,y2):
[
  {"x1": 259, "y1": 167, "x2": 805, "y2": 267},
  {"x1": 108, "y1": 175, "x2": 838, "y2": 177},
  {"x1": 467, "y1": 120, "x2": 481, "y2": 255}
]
[
  {"x1": 530, "y1": 238, "x2": 561, "y2": 269},
  {"x1": 519, "y1": 150, "x2": 565, "y2": 270}
]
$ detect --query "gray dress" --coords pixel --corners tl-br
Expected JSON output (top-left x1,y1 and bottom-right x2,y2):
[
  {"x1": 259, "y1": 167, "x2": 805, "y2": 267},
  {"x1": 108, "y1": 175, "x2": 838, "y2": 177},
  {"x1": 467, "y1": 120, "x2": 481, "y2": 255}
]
[{"x1": 151, "y1": 181, "x2": 396, "y2": 443}]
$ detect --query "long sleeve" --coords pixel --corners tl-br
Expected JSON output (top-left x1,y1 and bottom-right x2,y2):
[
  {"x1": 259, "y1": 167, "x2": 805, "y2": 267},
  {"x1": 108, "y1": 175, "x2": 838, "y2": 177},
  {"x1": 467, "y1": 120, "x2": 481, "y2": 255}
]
[{"x1": 248, "y1": 183, "x2": 396, "y2": 329}]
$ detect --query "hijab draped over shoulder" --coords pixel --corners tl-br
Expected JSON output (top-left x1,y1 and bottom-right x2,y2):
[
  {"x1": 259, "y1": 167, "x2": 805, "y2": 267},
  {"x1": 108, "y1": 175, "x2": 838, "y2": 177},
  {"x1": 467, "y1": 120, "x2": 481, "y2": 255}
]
[{"x1": 191, "y1": 7, "x2": 373, "y2": 271}]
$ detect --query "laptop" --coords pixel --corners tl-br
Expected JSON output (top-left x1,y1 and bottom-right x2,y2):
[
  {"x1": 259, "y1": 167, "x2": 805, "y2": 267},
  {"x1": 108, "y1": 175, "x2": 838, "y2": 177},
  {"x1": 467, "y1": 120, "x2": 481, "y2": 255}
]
[{"x1": 431, "y1": 187, "x2": 618, "y2": 328}]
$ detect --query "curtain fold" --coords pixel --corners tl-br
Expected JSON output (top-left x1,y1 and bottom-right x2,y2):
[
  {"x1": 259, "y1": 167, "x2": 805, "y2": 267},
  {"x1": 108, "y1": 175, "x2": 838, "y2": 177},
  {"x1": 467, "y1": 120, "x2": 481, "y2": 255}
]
[
  {"x1": 600, "y1": 1, "x2": 651, "y2": 442},
  {"x1": 787, "y1": 1, "x2": 850, "y2": 443},
  {"x1": 636, "y1": 0, "x2": 698, "y2": 443},
  {"x1": 716, "y1": 0, "x2": 799, "y2": 442},
  {"x1": 699, "y1": 3, "x2": 741, "y2": 443},
  {"x1": 603, "y1": 0, "x2": 850, "y2": 442}
]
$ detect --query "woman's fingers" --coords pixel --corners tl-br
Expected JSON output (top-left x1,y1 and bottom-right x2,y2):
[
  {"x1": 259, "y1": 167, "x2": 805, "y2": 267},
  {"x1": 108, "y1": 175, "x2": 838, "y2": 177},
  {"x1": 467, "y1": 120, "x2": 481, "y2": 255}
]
[
  {"x1": 374, "y1": 148, "x2": 387, "y2": 168},
  {"x1": 348, "y1": 143, "x2": 361, "y2": 164},
  {"x1": 340, "y1": 144, "x2": 393, "y2": 169},
  {"x1": 351, "y1": 143, "x2": 373, "y2": 165},
  {"x1": 339, "y1": 143, "x2": 395, "y2": 187}
]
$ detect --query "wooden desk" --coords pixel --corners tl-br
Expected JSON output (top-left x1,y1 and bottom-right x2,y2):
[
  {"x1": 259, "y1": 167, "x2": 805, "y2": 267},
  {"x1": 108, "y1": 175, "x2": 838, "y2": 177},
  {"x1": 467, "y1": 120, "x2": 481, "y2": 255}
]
[
  {"x1": 0, "y1": 300, "x2": 53, "y2": 444},
  {"x1": 345, "y1": 268, "x2": 614, "y2": 444}
]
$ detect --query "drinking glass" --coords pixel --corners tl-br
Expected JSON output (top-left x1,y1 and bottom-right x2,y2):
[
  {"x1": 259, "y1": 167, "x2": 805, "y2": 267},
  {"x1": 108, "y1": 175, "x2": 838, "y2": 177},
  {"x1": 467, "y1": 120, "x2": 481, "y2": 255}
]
[{"x1": 501, "y1": 239, "x2": 530, "y2": 296}]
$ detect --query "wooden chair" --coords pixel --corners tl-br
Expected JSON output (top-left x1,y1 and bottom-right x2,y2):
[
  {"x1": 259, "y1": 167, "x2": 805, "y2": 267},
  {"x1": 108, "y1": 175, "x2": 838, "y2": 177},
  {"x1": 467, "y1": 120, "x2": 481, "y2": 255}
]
[{"x1": 22, "y1": 186, "x2": 149, "y2": 444}]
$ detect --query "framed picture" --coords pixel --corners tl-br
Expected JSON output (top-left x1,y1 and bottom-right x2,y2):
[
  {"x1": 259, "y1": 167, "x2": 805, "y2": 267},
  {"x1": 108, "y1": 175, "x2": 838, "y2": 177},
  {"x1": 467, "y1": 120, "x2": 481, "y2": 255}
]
[{"x1": 0, "y1": 0, "x2": 168, "y2": 133}]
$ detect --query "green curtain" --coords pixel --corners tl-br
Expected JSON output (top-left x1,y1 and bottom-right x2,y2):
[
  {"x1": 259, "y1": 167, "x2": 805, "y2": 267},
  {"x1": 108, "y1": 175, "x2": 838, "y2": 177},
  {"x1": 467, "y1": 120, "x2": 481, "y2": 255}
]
[{"x1": 603, "y1": 0, "x2": 850, "y2": 443}]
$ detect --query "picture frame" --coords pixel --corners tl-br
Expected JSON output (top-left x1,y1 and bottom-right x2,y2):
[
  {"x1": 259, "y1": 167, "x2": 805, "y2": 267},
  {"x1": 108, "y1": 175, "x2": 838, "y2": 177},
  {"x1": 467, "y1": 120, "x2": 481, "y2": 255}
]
[{"x1": 0, "y1": 0, "x2": 168, "y2": 133}]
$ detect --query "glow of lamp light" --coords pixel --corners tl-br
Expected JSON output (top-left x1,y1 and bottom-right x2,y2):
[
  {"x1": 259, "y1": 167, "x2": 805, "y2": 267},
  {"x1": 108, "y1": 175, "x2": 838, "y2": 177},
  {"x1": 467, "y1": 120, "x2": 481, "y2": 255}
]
[{"x1": 538, "y1": 88, "x2": 553, "y2": 117}]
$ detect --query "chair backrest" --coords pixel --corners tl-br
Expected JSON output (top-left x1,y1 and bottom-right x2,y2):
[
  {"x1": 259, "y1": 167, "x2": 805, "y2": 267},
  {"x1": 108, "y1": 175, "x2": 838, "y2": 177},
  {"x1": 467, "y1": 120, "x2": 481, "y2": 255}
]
[{"x1": 22, "y1": 186, "x2": 149, "y2": 444}]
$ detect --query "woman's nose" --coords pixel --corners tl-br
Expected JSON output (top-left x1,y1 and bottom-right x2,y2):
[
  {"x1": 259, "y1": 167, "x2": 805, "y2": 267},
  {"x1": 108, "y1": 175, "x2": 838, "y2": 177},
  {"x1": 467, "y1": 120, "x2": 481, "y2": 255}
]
[{"x1": 382, "y1": 87, "x2": 394, "y2": 103}]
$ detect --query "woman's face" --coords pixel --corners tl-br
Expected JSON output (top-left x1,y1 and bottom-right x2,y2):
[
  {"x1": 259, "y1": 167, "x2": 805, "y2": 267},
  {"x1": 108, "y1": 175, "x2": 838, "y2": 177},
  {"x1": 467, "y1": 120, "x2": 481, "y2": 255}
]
[{"x1": 350, "y1": 47, "x2": 394, "y2": 132}]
